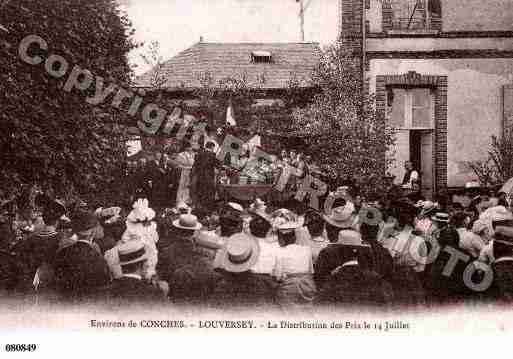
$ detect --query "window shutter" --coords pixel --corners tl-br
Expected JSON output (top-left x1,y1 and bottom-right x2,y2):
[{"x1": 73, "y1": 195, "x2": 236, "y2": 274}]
[{"x1": 503, "y1": 85, "x2": 513, "y2": 138}]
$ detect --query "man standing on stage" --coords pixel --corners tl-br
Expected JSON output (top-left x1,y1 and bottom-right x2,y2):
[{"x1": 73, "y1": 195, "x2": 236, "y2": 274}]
[{"x1": 191, "y1": 141, "x2": 219, "y2": 213}]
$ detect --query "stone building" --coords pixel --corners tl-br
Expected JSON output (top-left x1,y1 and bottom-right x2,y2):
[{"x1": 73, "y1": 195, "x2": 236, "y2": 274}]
[{"x1": 340, "y1": 0, "x2": 513, "y2": 197}]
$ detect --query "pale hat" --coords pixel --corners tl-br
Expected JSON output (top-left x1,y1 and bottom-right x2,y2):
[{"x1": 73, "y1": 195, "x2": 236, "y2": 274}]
[
  {"x1": 172, "y1": 214, "x2": 202, "y2": 231},
  {"x1": 227, "y1": 202, "x2": 244, "y2": 213},
  {"x1": 465, "y1": 181, "x2": 481, "y2": 189},
  {"x1": 118, "y1": 239, "x2": 147, "y2": 266},
  {"x1": 323, "y1": 204, "x2": 355, "y2": 228},
  {"x1": 337, "y1": 230, "x2": 369, "y2": 247},
  {"x1": 431, "y1": 212, "x2": 450, "y2": 223},
  {"x1": 127, "y1": 198, "x2": 155, "y2": 223},
  {"x1": 271, "y1": 208, "x2": 298, "y2": 222},
  {"x1": 217, "y1": 233, "x2": 260, "y2": 273},
  {"x1": 95, "y1": 206, "x2": 122, "y2": 224},
  {"x1": 480, "y1": 206, "x2": 513, "y2": 222},
  {"x1": 416, "y1": 201, "x2": 438, "y2": 217},
  {"x1": 276, "y1": 221, "x2": 302, "y2": 234}
]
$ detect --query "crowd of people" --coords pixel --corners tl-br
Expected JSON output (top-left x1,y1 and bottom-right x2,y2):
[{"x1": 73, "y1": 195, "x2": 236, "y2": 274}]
[{"x1": 2, "y1": 169, "x2": 513, "y2": 311}]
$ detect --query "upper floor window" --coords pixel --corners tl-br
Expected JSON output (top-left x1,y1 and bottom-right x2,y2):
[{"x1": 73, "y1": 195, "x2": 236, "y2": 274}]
[{"x1": 383, "y1": 0, "x2": 442, "y2": 32}]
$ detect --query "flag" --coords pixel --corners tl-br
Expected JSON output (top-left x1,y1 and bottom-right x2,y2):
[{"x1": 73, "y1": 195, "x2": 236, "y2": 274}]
[{"x1": 226, "y1": 102, "x2": 236, "y2": 126}]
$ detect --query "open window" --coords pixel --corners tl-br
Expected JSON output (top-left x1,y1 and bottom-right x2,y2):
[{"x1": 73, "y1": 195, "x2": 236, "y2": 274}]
[
  {"x1": 383, "y1": 0, "x2": 442, "y2": 32},
  {"x1": 251, "y1": 51, "x2": 273, "y2": 64}
]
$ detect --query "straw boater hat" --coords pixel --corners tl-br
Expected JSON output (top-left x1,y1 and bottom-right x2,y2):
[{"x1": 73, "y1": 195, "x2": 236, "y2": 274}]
[
  {"x1": 416, "y1": 200, "x2": 438, "y2": 217},
  {"x1": 118, "y1": 239, "x2": 148, "y2": 266},
  {"x1": 431, "y1": 212, "x2": 450, "y2": 223},
  {"x1": 227, "y1": 202, "x2": 244, "y2": 213},
  {"x1": 277, "y1": 221, "x2": 302, "y2": 233},
  {"x1": 323, "y1": 203, "x2": 355, "y2": 228},
  {"x1": 338, "y1": 231, "x2": 370, "y2": 247},
  {"x1": 465, "y1": 181, "x2": 481, "y2": 190},
  {"x1": 172, "y1": 214, "x2": 202, "y2": 231},
  {"x1": 216, "y1": 233, "x2": 260, "y2": 273}
]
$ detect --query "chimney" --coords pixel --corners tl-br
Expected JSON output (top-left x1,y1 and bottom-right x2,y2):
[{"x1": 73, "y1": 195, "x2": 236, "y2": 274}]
[{"x1": 199, "y1": 36, "x2": 204, "y2": 43}]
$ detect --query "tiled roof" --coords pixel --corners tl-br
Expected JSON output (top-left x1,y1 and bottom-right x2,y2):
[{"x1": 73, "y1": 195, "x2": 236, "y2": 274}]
[{"x1": 134, "y1": 42, "x2": 321, "y2": 90}]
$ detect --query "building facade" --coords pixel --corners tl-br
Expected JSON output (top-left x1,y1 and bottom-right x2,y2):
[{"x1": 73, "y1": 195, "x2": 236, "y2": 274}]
[{"x1": 341, "y1": 0, "x2": 513, "y2": 197}]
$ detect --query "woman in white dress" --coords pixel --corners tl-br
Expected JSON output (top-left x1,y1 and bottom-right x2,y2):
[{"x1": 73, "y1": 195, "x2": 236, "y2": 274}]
[{"x1": 174, "y1": 142, "x2": 195, "y2": 206}]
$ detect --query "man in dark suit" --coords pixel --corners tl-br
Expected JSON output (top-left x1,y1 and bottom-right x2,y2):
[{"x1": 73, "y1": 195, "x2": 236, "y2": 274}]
[
  {"x1": 314, "y1": 204, "x2": 366, "y2": 288},
  {"x1": 108, "y1": 240, "x2": 166, "y2": 304},
  {"x1": 191, "y1": 141, "x2": 219, "y2": 212},
  {"x1": 53, "y1": 211, "x2": 110, "y2": 301}
]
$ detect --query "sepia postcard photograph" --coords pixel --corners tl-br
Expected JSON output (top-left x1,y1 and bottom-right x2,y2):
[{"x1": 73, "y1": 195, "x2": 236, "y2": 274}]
[{"x1": 2, "y1": 0, "x2": 513, "y2": 356}]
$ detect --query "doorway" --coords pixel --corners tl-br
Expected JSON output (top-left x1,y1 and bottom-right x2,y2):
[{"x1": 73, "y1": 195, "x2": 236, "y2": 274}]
[{"x1": 409, "y1": 130, "x2": 434, "y2": 199}]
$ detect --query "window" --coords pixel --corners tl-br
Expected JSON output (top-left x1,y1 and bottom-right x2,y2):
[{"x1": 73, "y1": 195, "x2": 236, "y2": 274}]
[
  {"x1": 251, "y1": 51, "x2": 273, "y2": 64},
  {"x1": 385, "y1": 0, "x2": 441, "y2": 31},
  {"x1": 387, "y1": 88, "x2": 433, "y2": 129}
]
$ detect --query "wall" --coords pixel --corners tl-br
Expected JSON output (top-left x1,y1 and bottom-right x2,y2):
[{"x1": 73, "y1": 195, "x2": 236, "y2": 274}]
[
  {"x1": 442, "y1": 0, "x2": 513, "y2": 32},
  {"x1": 365, "y1": 0, "x2": 513, "y2": 33},
  {"x1": 368, "y1": 58, "x2": 513, "y2": 187}
]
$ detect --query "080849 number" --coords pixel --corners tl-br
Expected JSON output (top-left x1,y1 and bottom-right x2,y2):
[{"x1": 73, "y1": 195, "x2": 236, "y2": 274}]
[{"x1": 5, "y1": 344, "x2": 37, "y2": 352}]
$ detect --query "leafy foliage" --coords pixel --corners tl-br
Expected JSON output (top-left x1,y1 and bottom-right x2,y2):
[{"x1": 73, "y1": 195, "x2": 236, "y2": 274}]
[
  {"x1": 192, "y1": 72, "x2": 258, "y2": 129},
  {"x1": 0, "y1": 0, "x2": 138, "y2": 204},
  {"x1": 468, "y1": 134, "x2": 513, "y2": 187},
  {"x1": 289, "y1": 42, "x2": 395, "y2": 196}
]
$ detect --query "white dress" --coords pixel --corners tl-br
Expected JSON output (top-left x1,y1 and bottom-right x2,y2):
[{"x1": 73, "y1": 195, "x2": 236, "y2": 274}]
[{"x1": 175, "y1": 151, "x2": 195, "y2": 205}]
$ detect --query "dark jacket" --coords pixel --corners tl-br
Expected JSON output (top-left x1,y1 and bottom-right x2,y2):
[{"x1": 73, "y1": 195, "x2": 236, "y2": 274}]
[
  {"x1": 191, "y1": 149, "x2": 218, "y2": 211},
  {"x1": 12, "y1": 229, "x2": 61, "y2": 291},
  {"x1": 314, "y1": 244, "x2": 372, "y2": 288},
  {"x1": 209, "y1": 271, "x2": 278, "y2": 309},
  {"x1": 108, "y1": 276, "x2": 166, "y2": 304},
  {"x1": 158, "y1": 236, "x2": 219, "y2": 301},
  {"x1": 316, "y1": 264, "x2": 394, "y2": 306},
  {"x1": 53, "y1": 241, "x2": 111, "y2": 299}
]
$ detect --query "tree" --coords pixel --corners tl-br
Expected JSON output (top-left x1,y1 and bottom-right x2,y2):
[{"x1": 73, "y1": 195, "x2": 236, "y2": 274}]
[
  {"x1": 192, "y1": 72, "x2": 258, "y2": 130},
  {"x1": 468, "y1": 134, "x2": 513, "y2": 188},
  {"x1": 289, "y1": 42, "x2": 395, "y2": 196},
  {"x1": 139, "y1": 40, "x2": 167, "y2": 91},
  {"x1": 0, "y1": 1, "x2": 138, "y2": 205}
]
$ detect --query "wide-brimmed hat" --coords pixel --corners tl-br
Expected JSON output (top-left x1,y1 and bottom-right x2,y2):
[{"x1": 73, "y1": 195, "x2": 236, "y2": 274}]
[
  {"x1": 172, "y1": 214, "x2": 202, "y2": 231},
  {"x1": 118, "y1": 239, "x2": 147, "y2": 266},
  {"x1": 95, "y1": 206, "x2": 122, "y2": 224},
  {"x1": 338, "y1": 230, "x2": 369, "y2": 247},
  {"x1": 431, "y1": 212, "x2": 450, "y2": 223},
  {"x1": 195, "y1": 231, "x2": 224, "y2": 250},
  {"x1": 127, "y1": 198, "x2": 155, "y2": 223},
  {"x1": 323, "y1": 204, "x2": 355, "y2": 228},
  {"x1": 480, "y1": 206, "x2": 513, "y2": 222},
  {"x1": 227, "y1": 202, "x2": 244, "y2": 213},
  {"x1": 416, "y1": 200, "x2": 438, "y2": 217},
  {"x1": 465, "y1": 181, "x2": 481, "y2": 189},
  {"x1": 276, "y1": 221, "x2": 302, "y2": 233},
  {"x1": 216, "y1": 233, "x2": 260, "y2": 273}
]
